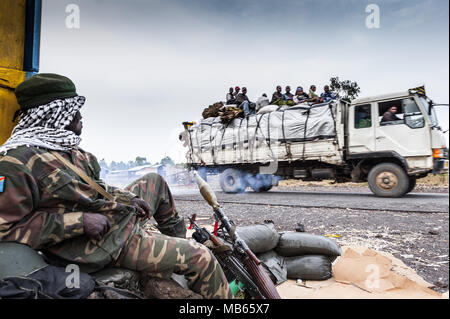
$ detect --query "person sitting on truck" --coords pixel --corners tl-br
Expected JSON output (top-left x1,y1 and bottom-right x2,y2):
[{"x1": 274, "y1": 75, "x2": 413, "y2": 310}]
[
  {"x1": 319, "y1": 85, "x2": 337, "y2": 103},
  {"x1": 226, "y1": 87, "x2": 234, "y2": 103},
  {"x1": 282, "y1": 86, "x2": 294, "y2": 102},
  {"x1": 233, "y1": 86, "x2": 240, "y2": 98},
  {"x1": 256, "y1": 93, "x2": 270, "y2": 112},
  {"x1": 381, "y1": 106, "x2": 401, "y2": 123},
  {"x1": 270, "y1": 85, "x2": 283, "y2": 105},
  {"x1": 275, "y1": 86, "x2": 294, "y2": 107},
  {"x1": 236, "y1": 87, "x2": 255, "y2": 116},
  {"x1": 293, "y1": 86, "x2": 309, "y2": 104},
  {"x1": 308, "y1": 85, "x2": 320, "y2": 103}
]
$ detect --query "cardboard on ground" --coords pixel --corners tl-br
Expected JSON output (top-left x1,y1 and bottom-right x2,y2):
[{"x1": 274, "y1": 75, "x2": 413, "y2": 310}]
[
  {"x1": 277, "y1": 246, "x2": 448, "y2": 299},
  {"x1": 187, "y1": 225, "x2": 447, "y2": 299}
]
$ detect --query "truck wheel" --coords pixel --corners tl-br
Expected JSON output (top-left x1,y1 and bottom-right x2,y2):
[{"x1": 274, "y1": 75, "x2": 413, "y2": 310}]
[
  {"x1": 248, "y1": 174, "x2": 273, "y2": 192},
  {"x1": 368, "y1": 163, "x2": 409, "y2": 198},
  {"x1": 406, "y1": 177, "x2": 417, "y2": 194},
  {"x1": 220, "y1": 169, "x2": 247, "y2": 193}
]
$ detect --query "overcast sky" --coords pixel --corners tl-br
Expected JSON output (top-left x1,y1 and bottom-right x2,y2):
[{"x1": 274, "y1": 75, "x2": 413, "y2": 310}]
[{"x1": 40, "y1": 0, "x2": 449, "y2": 164}]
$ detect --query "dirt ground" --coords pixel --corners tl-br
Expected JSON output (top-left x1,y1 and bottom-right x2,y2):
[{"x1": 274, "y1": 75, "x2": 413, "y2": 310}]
[{"x1": 174, "y1": 183, "x2": 449, "y2": 294}]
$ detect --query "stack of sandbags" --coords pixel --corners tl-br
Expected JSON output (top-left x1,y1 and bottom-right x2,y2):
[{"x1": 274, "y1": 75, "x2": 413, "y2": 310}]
[
  {"x1": 231, "y1": 222, "x2": 341, "y2": 285},
  {"x1": 275, "y1": 232, "x2": 342, "y2": 281}
]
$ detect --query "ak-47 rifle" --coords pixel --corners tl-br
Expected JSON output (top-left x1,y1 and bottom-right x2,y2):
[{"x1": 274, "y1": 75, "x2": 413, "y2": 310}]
[{"x1": 191, "y1": 171, "x2": 281, "y2": 299}]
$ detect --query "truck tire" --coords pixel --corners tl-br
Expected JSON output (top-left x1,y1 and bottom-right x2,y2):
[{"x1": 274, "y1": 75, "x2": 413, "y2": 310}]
[
  {"x1": 406, "y1": 177, "x2": 417, "y2": 194},
  {"x1": 367, "y1": 163, "x2": 409, "y2": 198},
  {"x1": 247, "y1": 174, "x2": 273, "y2": 192},
  {"x1": 220, "y1": 169, "x2": 247, "y2": 193}
]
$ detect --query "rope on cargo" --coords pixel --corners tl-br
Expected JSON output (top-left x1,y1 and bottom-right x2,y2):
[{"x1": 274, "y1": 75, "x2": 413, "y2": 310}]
[
  {"x1": 252, "y1": 114, "x2": 264, "y2": 160},
  {"x1": 237, "y1": 117, "x2": 244, "y2": 162},
  {"x1": 195, "y1": 122, "x2": 203, "y2": 164},
  {"x1": 256, "y1": 111, "x2": 277, "y2": 168},
  {"x1": 186, "y1": 126, "x2": 195, "y2": 168},
  {"x1": 209, "y1": 121, "x2": 215, "y2": 161},
  {"x1": 246, "y1": 114, "x2": 250, "y2": 163},
  {"x1": 301, "y1": 107, "x2": 311, "y2": 162},
  {"x1": 281, "y1": 110, "x2": 292, "y2": 160},
  {"x1": 216, "y1": 122, "x2": 231, "y2": 165}
]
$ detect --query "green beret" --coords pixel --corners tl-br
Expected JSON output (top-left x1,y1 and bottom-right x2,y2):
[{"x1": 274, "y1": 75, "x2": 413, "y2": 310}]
[{"x1": 15, "y1": 73, "x2": 78, "y2": 110}]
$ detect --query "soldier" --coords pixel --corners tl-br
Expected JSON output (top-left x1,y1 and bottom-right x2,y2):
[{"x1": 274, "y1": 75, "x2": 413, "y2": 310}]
[{"x1": 0, "y1": 73, "x2": 232, "y2": 299}]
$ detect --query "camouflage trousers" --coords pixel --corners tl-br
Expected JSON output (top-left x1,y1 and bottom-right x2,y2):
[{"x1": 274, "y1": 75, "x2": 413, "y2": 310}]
[{"x1": 115, "y1": 173, "x2": 232, "y2": 299}]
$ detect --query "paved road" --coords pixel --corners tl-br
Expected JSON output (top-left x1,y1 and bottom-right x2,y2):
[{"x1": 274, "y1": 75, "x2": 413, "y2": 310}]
[{"x1": 173, "y1": 188, "x2": 449, "y2": 213}]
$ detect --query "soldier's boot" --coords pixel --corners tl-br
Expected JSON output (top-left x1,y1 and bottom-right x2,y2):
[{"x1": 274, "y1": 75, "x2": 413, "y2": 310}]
[{"x1": 156, "y1": 215, "x2": 187, "y2": 239}]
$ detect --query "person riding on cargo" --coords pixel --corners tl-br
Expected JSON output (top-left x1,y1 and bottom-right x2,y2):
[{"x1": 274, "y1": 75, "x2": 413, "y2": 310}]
[
  {"x1": 282, "y1": 86, "x2": 295, "y2": 106},
  {"x1": 308, "y1": 85, "x2": 320, "y2": 103},
  {"x1": 319, "y1": 85, "x2": 337, "y2": 103},
  {"x1": 226, "y1": 87, "x2": 234, "y2": 102},
  {"x1": 270, "y1": 85, "x2": 283, "y2": 105},
  {"x1": 293, "y1": 86, "x2": 309, "y2": 104},
  {"x1": 233, "y1": 86, "x2": 240, "y2": 98},
  {"x1": 236, "y1": 87, "x2": 255, "y2": 116},
  {"x1": 256, "y1": 93, "x2": 270, "y2": 112},
  {"x1": 0, "y1": 73, "x2": 232, "y2": 299}
]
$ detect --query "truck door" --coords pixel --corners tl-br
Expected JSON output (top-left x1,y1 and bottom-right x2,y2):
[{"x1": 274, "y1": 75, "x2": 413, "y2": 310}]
[
  {"x1": 348, "y1": 103, "x2": 376, "y2": 153},
  {"x1": 375, "y1": 97, "x2": 431, "y2": 156}
]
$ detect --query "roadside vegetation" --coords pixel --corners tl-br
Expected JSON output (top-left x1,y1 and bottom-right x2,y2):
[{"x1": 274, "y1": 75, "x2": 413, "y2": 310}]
[{"x1": 279, "y1": 174, "x2": 449, "y2": 188}]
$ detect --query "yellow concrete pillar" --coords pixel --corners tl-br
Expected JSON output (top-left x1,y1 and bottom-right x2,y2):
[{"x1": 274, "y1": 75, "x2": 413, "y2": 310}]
[{"x1": 0, "y1": 0, "x2": 31, "y2": 144}]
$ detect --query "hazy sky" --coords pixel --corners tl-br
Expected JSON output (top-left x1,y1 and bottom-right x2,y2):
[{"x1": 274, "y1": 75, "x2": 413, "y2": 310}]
[{"x1": 40, "y1": 0, "x2": 449, "y2": 164}]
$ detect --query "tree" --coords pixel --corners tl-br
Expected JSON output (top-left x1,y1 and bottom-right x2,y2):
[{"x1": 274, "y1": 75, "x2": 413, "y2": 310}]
[
  {"x1": 330, "y1": 77, "x2": 361, "y2": 103},
  {"x1": 135, "y1": 156, "x2": 148, "y2": 166},
  {"x1": 160, "y1": 156, "x2": 175, "y2": 166}
]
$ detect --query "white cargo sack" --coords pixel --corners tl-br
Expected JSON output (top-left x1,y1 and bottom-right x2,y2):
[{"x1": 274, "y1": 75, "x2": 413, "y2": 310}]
[{"x1": 257, "y1": 105, "x2": 278, "y2": 114}]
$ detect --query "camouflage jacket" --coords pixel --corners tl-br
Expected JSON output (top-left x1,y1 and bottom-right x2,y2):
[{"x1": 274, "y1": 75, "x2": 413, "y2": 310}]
[{"x1": 0, "y1": 146, "x2": 140, "y2": 272}]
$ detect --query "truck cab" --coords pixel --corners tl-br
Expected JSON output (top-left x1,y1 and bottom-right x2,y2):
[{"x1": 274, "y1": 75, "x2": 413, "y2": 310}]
[{"x1": 346, "y1": 89, "x2": 448, "y2": 196}]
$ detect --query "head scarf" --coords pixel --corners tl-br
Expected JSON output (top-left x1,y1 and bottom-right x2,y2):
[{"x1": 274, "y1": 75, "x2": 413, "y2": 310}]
[{"x1": 0, "y1": 96, "x2": 85, "y2": 154}]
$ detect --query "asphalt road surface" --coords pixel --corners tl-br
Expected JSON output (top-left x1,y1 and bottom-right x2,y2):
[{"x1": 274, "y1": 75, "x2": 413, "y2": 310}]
[
  {"x1": 171, "y1": 183, "x2": 449, "y2": 292},
  {"x1": 173, "y1": 187, "x2": 449, "y2": 214}
]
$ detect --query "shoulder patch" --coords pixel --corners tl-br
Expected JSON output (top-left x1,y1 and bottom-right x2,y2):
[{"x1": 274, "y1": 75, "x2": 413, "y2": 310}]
[{"x1": 0, "y1": 176, "x2": 5, "y2": 193}]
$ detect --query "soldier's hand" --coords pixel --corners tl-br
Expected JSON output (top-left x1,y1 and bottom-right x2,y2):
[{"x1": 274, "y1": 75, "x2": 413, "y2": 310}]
[
  {"x1": 83, "y1": 213, "x2": 111, "y2": 241},
  {"x1": 131, "y1": 198, "x2": 152, "y2": 219}
]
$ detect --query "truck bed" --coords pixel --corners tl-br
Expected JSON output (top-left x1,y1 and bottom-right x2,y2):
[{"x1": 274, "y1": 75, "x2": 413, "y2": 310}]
[{"x1": 183, "y1": 101, "x2": 345, "y2": 167}]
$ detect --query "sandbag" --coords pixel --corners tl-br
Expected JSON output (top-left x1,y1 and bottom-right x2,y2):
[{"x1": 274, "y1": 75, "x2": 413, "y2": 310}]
[
  {"x1": 257, "y1": 250, "x2": 287, "y2": 285},
  {"x1": 285, "y1": 255, "x2": 332, "y2": 280},
  {"x1": 235, "y1": 221, "x2": 280, "y2": 254},
  {"x1": 275, "y1": 232, "x2": 342, "y2": 258},
  {"x1": 256, "y1": 104, "x2": 278, "y2": 114}
]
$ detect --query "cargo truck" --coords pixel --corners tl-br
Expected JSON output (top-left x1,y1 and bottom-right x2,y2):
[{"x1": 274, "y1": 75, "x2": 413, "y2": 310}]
[{"x1": 181, "y1": 88, "x2": 448, "y2": 197}]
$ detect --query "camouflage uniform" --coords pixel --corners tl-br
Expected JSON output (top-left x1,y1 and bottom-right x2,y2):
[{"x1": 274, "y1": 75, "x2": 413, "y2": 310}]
[{"x1": 0, "y1": 146, "x2": 232, "y2": 299}]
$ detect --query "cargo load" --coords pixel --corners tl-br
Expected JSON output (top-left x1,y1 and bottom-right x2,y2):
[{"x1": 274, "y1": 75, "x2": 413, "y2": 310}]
[{"x1": 183, "y1": 101, "x2": 341, "y2": 167}]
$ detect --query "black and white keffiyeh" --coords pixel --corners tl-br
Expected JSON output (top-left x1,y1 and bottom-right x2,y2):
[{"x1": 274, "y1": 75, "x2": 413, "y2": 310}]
[{"x1": 0, "y1": 96, "x2": 86, "y2": 154}]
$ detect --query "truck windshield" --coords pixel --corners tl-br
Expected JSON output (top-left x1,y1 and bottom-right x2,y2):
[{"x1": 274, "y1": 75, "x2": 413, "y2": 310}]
[{"x1": 419, "y1": 97, "x2": 439, "y2": 127}]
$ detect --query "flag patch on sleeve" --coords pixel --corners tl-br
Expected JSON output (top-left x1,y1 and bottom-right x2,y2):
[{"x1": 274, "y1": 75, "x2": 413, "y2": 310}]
[{"x1": 0, "y1": 176, "x2": 5, "y2": 193}]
